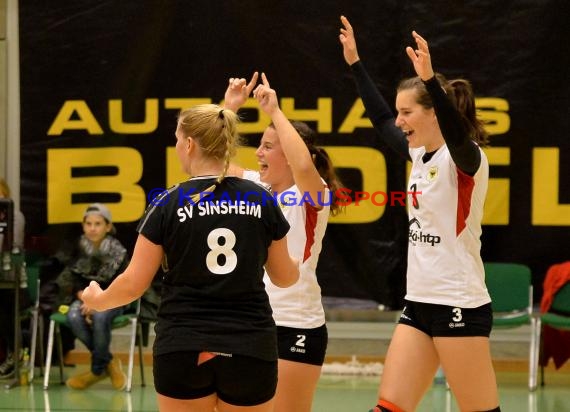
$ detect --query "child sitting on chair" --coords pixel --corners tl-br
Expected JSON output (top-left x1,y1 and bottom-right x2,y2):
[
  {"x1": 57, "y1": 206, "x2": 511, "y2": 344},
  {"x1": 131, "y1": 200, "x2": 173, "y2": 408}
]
[{"x1": 55, "y1": 203, "x2": 129, "y2": 390}]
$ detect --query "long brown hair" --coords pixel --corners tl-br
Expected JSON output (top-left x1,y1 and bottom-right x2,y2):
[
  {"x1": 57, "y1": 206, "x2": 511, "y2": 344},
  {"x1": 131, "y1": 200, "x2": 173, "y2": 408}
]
[{"x1": 397, "y1": 73, "x2": 489, "y2": 146}]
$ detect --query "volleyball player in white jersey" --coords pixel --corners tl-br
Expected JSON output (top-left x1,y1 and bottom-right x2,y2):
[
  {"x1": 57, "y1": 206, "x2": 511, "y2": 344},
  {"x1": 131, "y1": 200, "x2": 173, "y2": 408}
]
[
  {"x1": 80, "y1": 103, "x2": 300, "y2": 412},
  {"x1": 224, "y1": 73, "x2": 343, "y2": 412},
  {"x1": 339, "y1": 16, "x2": 500, "y2": 412}
]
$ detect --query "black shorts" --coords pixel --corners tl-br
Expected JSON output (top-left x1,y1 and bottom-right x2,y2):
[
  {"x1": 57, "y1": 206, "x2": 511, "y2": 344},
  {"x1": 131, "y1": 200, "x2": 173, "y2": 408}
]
[
  {"x1": 277, "y1": 324, "x2": 328, "y2": 366},
  {"x1": 398, "y1": 299, "x2": 492, "y2": 337},
  {"x1": 153, "y1": 351, "x2": 277, "y2": 406}
]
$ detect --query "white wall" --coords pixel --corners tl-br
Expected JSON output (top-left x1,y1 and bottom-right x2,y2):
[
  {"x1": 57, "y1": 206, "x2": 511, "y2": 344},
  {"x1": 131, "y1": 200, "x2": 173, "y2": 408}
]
[{"x1": 1, "y1": 0, "x2": 20, "y2": 208}]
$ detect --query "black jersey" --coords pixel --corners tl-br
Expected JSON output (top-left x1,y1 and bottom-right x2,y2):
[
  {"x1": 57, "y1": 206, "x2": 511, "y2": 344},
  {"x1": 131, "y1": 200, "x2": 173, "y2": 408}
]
[{"x1": 138, "y1": 176, "x2": 290, "y2": 361}]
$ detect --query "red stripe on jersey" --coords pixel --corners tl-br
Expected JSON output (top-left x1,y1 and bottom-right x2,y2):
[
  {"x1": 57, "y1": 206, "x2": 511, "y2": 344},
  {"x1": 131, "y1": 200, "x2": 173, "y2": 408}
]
[
  {"x1": 303, "y1": 203, "x2": 318, "y2": 262},
  {"x1": 456, "y1": 167, "x2": 475, "y2": 236}
]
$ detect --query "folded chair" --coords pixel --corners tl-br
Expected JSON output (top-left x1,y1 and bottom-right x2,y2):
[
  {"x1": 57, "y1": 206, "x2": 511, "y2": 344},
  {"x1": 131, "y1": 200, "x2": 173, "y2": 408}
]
[
  {"x1": 484, "y1": 262, "x2": 539, "y2": 390},
  {"x1": 43, "y1": 299, "x2": 146, "y2": 392}
]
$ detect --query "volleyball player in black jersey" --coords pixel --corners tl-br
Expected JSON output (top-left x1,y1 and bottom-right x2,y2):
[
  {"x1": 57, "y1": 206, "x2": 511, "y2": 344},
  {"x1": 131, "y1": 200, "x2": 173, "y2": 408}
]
[{"x1": 81, "y1": 104, "x2": 299, "y2": 412}]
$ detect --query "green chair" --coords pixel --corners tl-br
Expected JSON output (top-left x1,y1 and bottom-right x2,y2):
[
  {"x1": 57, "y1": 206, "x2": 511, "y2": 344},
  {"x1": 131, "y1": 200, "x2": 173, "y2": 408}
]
[
  {"x1": 42, "y1": 299, "x2": 146, "y2": 391},
  {"x1": 537, "y1": 281, "x2": 570, "y2": 386},
  {"x1": 22, "y1": 260, "x2": 44, "y2": 383},
  {"x1": 484, "y1": 262, "x2": 539, "y2": 391},
  {"x1": 11, "y1": 252, "x2": 46, "y2": 384}
]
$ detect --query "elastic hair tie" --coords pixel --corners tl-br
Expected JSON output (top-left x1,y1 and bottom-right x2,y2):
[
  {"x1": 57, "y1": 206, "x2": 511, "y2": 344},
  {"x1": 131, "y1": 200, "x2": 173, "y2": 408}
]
[{"x1": 218, "y1": 109, "x2": 225, "y2": 119}]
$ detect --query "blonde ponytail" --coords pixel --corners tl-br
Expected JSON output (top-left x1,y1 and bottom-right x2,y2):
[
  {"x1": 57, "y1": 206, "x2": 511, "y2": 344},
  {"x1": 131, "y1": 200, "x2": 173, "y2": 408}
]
[{"x1": 178, "y1": 104, "x2": 241, "y2": 202}]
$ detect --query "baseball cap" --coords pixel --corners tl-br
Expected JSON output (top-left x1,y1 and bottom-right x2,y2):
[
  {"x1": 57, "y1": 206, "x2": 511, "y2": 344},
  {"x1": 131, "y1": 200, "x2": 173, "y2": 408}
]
[{"x1": 83, "y1": 203, "x2": 112, "y2": 223}]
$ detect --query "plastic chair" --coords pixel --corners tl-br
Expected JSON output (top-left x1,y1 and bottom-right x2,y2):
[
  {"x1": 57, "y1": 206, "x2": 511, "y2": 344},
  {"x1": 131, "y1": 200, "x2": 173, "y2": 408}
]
[
  {"x1": 23, "y1": 260, "x2": 44, "y2": 382},
  {"x1": 537, "y1": 281, "x2": 570, "y2": 386},
  {"x1": 42, "y1": 299, "x2": 146, "y2": 392},
  {"x1": 484, "y1": 262, "x2": 539, "y2": 390}
]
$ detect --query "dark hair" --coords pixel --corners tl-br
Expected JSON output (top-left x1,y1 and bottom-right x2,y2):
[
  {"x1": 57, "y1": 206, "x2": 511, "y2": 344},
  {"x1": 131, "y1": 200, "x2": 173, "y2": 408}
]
[
  {"x1": 397, "y1": 73, "x2": 489, "y2": 146},
  {"x1": 290, "y1": 121, "x2": 344, "y2": 216}
]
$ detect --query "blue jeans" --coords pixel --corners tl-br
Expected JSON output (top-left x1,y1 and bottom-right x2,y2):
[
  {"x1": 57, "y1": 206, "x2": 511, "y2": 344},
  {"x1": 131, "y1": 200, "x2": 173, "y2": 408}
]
[{"x1": 67, "y1": 299, "x2": 124, "y2": 375}]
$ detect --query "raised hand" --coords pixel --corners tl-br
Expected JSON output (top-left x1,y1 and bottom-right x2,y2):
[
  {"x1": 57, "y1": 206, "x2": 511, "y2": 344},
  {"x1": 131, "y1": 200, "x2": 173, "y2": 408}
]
[
  {"x1": 253, "y1": 73, "x2": 279, "y2": 116},
  {"x1": 339, "y1": 15, "x2": 360, "y2": 65},
  {"x1": 224, "y1": 71, "x2": 259, "y2": 112},
  {"x1": 405, "y1": 31, "x2": 435, "y2": 81}
]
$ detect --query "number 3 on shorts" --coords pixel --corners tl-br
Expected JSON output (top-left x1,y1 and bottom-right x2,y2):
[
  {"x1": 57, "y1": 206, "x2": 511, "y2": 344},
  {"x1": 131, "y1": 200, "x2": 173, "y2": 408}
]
[
  {"x1": 452, "y1": 307, "x2": 462, "y2": 322},
  {"x1": 206, "y1": 228, "x2": 237, "y2": 275}
]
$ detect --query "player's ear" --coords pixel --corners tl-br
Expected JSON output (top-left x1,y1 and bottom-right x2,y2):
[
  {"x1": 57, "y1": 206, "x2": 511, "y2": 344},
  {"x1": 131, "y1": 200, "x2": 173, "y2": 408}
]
[{"x1": 186, "y1": 137, "x2": 195, "y2": 154}]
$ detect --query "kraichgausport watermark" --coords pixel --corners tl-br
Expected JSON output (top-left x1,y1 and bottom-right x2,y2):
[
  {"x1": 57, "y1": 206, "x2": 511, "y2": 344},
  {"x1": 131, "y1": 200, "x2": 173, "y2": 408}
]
[{"x1": 146, "y1": 187, "x2": 422, "y2": 208}]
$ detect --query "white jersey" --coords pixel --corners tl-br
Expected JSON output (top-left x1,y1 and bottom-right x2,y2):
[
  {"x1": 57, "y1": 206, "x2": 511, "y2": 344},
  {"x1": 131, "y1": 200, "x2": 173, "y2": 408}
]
[
  {"x1": 405, "y1": 145, "x2": 490, "y2": 308},
  {"x1": 243, "y1": 171, "x2": 329, "y2": 328}
]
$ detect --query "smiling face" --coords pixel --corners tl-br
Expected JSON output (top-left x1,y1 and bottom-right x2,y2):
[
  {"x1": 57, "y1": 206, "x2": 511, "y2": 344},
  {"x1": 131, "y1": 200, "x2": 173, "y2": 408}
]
[
  {"x1": 82, "y1": 214, "x2": 111, "y2": 248},
  {"x1": 255, "y1": 126, "x2": 293, "y2": 191},
  {"x1": 395, "y1": 89, "x2": 442, "y2": 152}
]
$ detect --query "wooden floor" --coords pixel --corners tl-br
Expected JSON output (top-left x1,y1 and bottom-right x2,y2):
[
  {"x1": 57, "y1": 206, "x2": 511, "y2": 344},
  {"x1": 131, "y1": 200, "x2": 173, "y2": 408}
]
[{"x1": 1, "y1": 363, "x2": 569, "y2": 411}]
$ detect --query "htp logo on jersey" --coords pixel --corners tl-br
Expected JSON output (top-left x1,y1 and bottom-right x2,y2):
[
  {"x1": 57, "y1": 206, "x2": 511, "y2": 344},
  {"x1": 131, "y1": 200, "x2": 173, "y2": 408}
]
[{"x1": 408, "y1": 218, "x2": 441, "y2": 246}]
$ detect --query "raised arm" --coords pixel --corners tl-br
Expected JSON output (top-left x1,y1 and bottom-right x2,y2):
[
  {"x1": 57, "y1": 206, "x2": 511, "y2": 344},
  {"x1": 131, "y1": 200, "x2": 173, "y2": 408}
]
[
  {"x1": 406, "y1": 31, "x2": 481, "y2": 174},
  {"x1": 254, "y1": 73, "x2": 325, "y2": 208},
  {"x1": 338, "y1": 15, "x2": 361, "y2": 65},
  {"x1": 81, "y1": 234, "x2": 163, "y2": 312},
  {"x1": 264, "y1": 237, "x2": 299, "y2": 288},
  {"x1": 339, "y1": 16, "x2": 409, "y2": 159},
  {"x1": 223, "y1": 72, "x2": 259, "y2": 112},
  {"x1": 224, "y1": 72, "x2": 259, "y2": 178}
]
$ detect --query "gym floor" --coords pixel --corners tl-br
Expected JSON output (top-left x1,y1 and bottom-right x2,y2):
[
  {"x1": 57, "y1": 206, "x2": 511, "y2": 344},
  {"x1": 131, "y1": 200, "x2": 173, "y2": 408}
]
[{"x1": 1, "y1": 366, "x2": 569, "y2": 411}]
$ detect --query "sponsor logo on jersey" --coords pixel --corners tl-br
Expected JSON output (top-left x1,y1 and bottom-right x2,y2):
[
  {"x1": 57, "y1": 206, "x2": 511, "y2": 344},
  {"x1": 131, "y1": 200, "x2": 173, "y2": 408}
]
[{"x1": 408, "y1": 218, "x2": 441, "y2": 246}]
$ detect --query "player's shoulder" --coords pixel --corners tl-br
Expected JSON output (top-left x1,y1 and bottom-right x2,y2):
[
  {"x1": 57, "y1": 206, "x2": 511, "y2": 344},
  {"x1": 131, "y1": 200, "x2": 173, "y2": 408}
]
[{"x1": 224, "y1": 176, "x2": 272, "y2": 194}]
